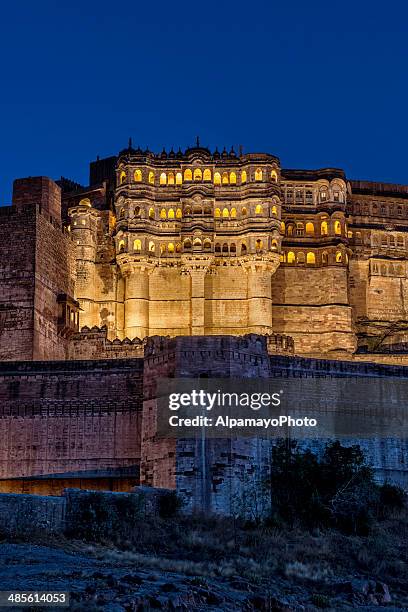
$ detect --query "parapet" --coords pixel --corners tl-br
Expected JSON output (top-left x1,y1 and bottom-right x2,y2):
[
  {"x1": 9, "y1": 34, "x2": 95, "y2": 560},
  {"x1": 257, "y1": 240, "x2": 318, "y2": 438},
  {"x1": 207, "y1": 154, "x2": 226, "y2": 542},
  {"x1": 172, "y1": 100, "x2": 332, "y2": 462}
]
[
  {"x1": 266, "y1": 333, "x2": 295, "y2": 355},
  {"x1": 68, "y1": 325, "x2": 144, "y2": 360}
]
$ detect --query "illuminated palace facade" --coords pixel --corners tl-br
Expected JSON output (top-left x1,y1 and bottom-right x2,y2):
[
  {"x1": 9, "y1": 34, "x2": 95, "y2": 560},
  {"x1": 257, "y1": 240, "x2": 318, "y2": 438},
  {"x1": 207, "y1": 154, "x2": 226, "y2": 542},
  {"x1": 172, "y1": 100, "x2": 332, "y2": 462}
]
[
  {"x1": 1, "y1": 142, "x2": 408, "y2": 363},
  {"x1": 1, "y1": 143, "x2": 408, "y2": 496}
]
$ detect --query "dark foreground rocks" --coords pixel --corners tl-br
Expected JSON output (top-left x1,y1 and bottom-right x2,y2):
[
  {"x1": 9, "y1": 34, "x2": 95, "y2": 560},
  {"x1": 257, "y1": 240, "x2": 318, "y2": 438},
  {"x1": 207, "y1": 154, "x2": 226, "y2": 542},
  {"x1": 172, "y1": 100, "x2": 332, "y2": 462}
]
[{"x1": 0, "y1": 543, "x2": 406, "y2": 611}]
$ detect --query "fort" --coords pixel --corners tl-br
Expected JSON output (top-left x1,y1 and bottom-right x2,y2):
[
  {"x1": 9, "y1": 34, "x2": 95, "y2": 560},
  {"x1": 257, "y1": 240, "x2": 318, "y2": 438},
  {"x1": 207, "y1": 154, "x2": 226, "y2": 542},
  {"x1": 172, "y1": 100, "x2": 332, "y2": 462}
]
[{"x1": 1, "y1": 142, "x2": 408, "y2": 507}]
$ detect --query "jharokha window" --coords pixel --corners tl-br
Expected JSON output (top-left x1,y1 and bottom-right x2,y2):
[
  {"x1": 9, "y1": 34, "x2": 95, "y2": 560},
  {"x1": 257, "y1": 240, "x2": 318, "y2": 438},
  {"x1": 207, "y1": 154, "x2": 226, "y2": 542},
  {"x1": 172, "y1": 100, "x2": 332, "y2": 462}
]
[{"x1": 57, "y1": 294, "x2": 80, "y2": 334}]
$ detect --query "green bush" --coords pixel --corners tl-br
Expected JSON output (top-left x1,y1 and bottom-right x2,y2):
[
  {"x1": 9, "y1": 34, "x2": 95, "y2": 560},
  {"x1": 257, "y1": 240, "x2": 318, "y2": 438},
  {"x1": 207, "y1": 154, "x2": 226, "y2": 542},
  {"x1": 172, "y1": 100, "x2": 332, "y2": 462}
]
[{"x1": 267, "y1": 440, "x2": 405, "y2": 534}]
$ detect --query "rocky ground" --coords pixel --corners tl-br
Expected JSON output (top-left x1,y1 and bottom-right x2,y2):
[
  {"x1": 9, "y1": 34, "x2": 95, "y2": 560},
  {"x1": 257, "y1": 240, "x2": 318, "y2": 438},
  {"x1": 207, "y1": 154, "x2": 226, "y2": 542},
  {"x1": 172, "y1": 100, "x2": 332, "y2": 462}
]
[{"x1": 0, "y1": 538, "x2": 406, "y2": 611}]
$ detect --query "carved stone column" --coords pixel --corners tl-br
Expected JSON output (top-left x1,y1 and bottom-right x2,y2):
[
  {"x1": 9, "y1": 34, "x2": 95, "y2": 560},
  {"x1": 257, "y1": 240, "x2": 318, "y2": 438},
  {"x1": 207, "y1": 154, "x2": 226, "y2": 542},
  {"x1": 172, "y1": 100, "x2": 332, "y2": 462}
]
[
  {"x1": 181, "y1": 255, "x2": 214, "y2": 335},
  {"x1": 242, "y1": 254, "x2": 280, "y2": 335},
  {"x1": 118, "y1": 256, "x2": 155, "y2": 339}
]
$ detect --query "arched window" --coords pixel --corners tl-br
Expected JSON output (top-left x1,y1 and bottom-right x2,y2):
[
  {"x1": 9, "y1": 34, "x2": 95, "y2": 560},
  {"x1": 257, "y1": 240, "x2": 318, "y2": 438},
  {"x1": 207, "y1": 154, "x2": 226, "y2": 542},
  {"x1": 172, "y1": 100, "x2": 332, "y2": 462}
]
[
  {"x1": 222, "y1": 207, "x2": 229, "y2": 218},
  {"x1": 160, "y1": 243, "x2": 166, "y2": 254},
  {"x1": 222, "y1": 243, "x2": 229, "y2": 254},
  {"x1": 194, "y1": 168, "x2": 202, "y2": 181},
  {"x1": 280, "y1": 253, "x2": 285, "y2": 262},
  {"x1": 168, "y1": 242, "x2": 175, "y2": 253},
  {"x1": 176, "y1": 172, "x2": 182, "y2": 185},
  {"x1": 336, "y1": 251, "x2": 342, "y2": 263},
  {"x1": 271, "y1": 239, "x2": 278, "y2": 251},
  {"x1": 306, "y1": 222, "x2": 314, "y2": 235},
  {"x1": 322, "y1": 251, "x2": 328, "y2": 264},
  {"x1": 287, "y1": 225, "x2": 293, "y2": 236},
  {"x1": 215, "y1": 243, "x2": 221, "y2": 253},
  {"x1": 118, "y1": 239, "x2": 126, "y2": 253},
  {"x1": 176, "y1": 208, "x2": 182, "y2": 219},
  {"x1": 119, "y1": 171, "x2": 126, "y2": 184},
  {"x1": 242, "y1": 207, "x2": 247, "y2": 216},
  {"x1": 230, "y1": 207, "x2": 237, "y2": 218},
  {"x1": 230, "y1": 243, "x2": 236, "y2": 254},
  {"x1": 222, "y1": 172, "x2": 229, "y2": 184},
  {"x1": 320, "y1": 189, "x2": 328, "y2": 202},
  {"x1": 184, "y1": 169, "x2": 192, "y2": 181},
  {"x1": 134, "y1": 206, "x2": 141, "y2": 217},
  {"x1": 134, "y1": 239, "x2": 142, "y2": 251},
  {"x1": 168, "y1": 208, "x2": 175, "y2": 219},
  {"x1": 255, "y1": 204, "x2": 263, "y2": 215},
  {"x1": 296, "y1": 222, "x2": 304, "y2": 236},
  {"x1": 160, "y1": 172, "x2": 167, "y2": 185},
  {"x1": 230, "y1": 172, "x2": 237, "y2": 184},
  {"x1": 148, "y1": 171, "x2": 155, "y2": 185},
  {"x1": 306, "y1": 252, "x2": 315, "y2": 264},
  {"x1": 334, "y1": 220, "x2": 342, "y2": 235},
  {"x1": 203, "y1": 239, "x2": 212, "y2": 251},
  {"x1": 255, "y1": 168, "x2": 263, "y2": 181},
  {"x1": 160, "y1": 208, "x2": 167, "y2": 219},
  {"x1": 149, "y1": 207, "x2": 155, "y2": 219},
  {"x1": 241, "y1": 170, "x2": 247, "y2": 184},
  {"x1": 280, "y1": 221, "x2": 285, "y2": 233},
  {"x1": 271, "y1": 170, "x2": 278, "y2": 182},
  {"x1": 214, "y1": 172, "x2": 221, "y2": 185},
  {"x1": 183, "y1": 239, "x2": 192, "y2": 251},
  {"x1": 149, "y1": 241, "x2": 155, "y2": 252},
  {"x1": 287, "y1": 251, "x2": 295, "y2": 264},
  {"x1": 168, "y1": 172, "x2": 175, "y2": 185},
  {"x1": 321, "y1": 220, "x2": 328, "y2": 235},
  {"x1": 119, "y1": 208, "x2": 125, "y2": 219},
  {"x1": 176, "y1": 243, "x2": 182, "y2": 253},
  {"x1": 256, "y1": 239, "x2": 263, "y2": 251},
  {"x1": 79, "y1": 198, "x2": 91, "y2": 207},
  {"x1": 241, "y1": 242, "x2": 247, "y2": 255},
  {"x1": 134, "y1": 169, "x2": 142, "y2": 182},
  {"x1": 203, "y1": 169, "x2": 211, "y2": 181},
  {"x1": 271, "y1": 205, "x2": 277, "y2": 216},
  {"x1": 214, "y1": 208, "x2": 221, "y2": 218},
  {"x1": 184, "y1": 205, "x2": 191, "y2": 215},
  {"x1": 297, "y1": 252, "x2": 305, "y2": 264}
]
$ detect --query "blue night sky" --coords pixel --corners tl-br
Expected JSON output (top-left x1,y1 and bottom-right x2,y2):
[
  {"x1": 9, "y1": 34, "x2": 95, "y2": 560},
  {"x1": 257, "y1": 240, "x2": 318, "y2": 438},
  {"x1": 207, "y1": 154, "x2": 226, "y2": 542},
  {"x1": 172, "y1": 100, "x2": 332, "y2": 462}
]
[{"x1": 0, "y1": 0, "x2": 407, "y2": 203}]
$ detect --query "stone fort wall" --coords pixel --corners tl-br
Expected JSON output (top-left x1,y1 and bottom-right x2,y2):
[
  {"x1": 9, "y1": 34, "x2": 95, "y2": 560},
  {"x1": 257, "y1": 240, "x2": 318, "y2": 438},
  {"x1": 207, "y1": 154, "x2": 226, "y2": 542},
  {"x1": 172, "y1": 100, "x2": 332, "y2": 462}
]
[
  {"x1": 0, "y1": 335, "x2": 407, "y2": 506},
  {"x1": 0, "y1": 358, "x2": 143, "y2": 494}
]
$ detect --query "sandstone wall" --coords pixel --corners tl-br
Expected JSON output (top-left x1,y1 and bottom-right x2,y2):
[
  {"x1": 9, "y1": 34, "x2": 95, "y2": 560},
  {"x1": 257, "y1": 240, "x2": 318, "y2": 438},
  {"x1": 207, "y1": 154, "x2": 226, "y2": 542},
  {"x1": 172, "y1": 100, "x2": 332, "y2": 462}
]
[
  {"x1": 0, "y1": 359, "x2": 143, "y2": 493},
  {"x1": 0, "y1": 206, "x2": 36, "y2": 360},
  {"x1": 272, "y1": 266, "x2": 355, "y2": 354}
]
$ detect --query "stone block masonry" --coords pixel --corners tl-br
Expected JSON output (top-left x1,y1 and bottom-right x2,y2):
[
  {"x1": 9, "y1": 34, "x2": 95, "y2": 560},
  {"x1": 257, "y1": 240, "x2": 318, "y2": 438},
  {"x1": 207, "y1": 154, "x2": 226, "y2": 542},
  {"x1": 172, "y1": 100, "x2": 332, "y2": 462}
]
[
  {"x1": 141, "y1": 335, "x2": 408, "y2": 515},
  {"x1": 0, "y1": 359, "x2": 143, "y2": 493}
]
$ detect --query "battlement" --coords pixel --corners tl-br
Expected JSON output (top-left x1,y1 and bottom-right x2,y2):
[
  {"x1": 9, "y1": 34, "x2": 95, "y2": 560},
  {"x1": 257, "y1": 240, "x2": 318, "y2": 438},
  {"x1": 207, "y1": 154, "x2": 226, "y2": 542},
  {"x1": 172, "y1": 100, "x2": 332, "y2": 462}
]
[{"x1": 68, "y1": 326, "x2": 144, "y2": 360}]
